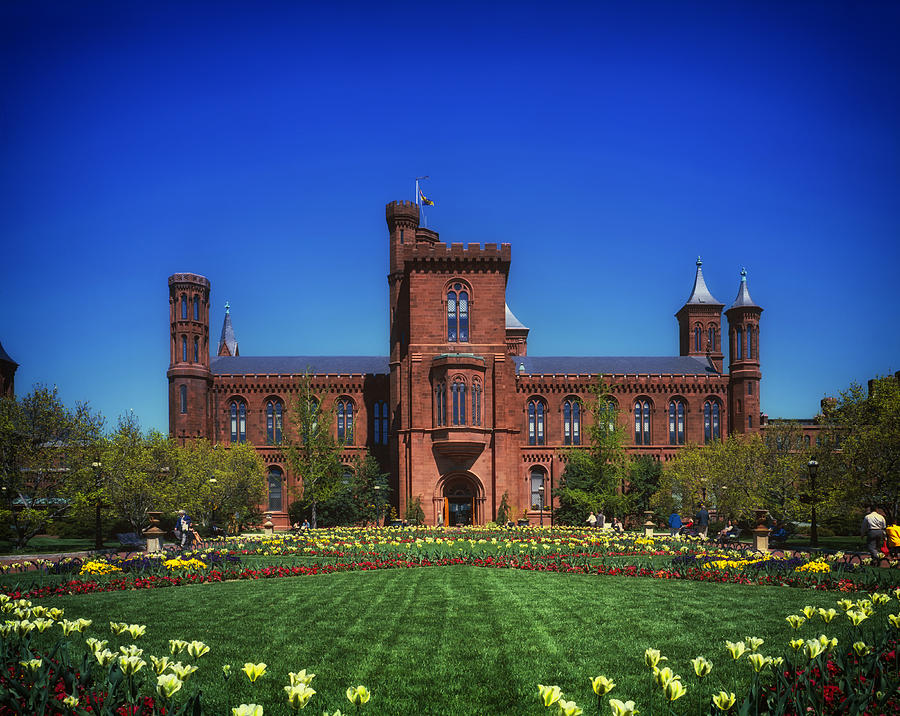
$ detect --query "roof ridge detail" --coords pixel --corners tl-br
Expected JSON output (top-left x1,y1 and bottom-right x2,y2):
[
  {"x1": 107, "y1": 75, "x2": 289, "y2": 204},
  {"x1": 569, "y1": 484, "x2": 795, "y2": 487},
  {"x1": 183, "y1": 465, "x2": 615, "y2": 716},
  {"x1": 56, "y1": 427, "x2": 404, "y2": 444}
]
[{"x1": 684, "y1": 257, "x2": 722, "y2": 306}]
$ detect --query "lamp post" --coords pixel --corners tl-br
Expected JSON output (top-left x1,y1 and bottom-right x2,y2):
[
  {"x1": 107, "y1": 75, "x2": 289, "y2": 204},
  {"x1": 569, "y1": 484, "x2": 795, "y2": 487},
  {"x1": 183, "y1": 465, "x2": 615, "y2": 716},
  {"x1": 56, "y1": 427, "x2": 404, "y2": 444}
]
[
  {"x1": 91, "y1": 461, "x2": 103, "y2": 550},
  {"x1": 808, "y1": 459, "x2": 819, "y2": 547},
  {"x1": 374, "y1": 485, "x2": 381, "y2": 527},
  {"x1": 538, "y1": 485, "x2": 545, "y2": 528}
]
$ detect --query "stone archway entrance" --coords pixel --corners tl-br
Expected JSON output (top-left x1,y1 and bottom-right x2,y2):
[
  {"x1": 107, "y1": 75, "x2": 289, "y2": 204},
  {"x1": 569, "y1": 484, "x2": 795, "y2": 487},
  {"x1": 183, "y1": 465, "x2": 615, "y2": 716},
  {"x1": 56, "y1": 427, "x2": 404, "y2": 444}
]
[{"x1": 443, "y1": 476, "x2": 477, "y2": 526}]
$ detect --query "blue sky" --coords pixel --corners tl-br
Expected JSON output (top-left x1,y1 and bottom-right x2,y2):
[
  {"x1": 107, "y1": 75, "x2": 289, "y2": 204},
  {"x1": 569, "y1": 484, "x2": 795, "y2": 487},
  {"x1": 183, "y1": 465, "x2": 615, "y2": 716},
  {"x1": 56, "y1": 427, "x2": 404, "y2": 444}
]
[{"x1": 1, "y1": 1, "x2": 898, "y2": 433}]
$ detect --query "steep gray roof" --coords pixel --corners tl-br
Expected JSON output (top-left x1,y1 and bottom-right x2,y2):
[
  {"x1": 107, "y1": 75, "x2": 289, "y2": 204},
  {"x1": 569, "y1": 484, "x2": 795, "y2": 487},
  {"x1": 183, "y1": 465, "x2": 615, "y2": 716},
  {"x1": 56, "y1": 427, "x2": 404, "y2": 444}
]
[
  {"x1": 684, "y1": 258, "x2": 722, "y2": 306},
  {"x1": 729, "y1": 269, "x2": 760, "y2": 309},
  {"x1": 218, "y1": 306, "x2": 239, "y2": 356},
  {"x1": 505, "y1": 303, "x2": 528, "y2": 331},
  {"x1": 511, "y1": 355, "x2": 719, "y2": 375},
  {"x1": 211, "y1": 356, "x2": 389, "y2": 375},
  {"x1": 0, "y1": 340, "x2": 17, "y2": 366}
]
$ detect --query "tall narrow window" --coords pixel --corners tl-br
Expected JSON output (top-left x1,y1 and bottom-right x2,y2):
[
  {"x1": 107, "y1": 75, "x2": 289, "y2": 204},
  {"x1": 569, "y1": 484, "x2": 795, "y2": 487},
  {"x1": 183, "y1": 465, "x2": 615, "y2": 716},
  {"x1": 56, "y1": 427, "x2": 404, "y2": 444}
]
[
  {"x1": 267, "y1": 467, "x2": 283, "y2": 512},
  {"x1": 230, "y1": 401, "x2": 246, "y2": 444},
  {"x1": 668, "y1": 400, "x2": 685, "y2": 445},
  {"x1": 703, "y1": 400, "x2": 720, "y2": 443},
  {"x1": 563, "y1": 399, "x2": 581, "y2": 445},
  {"x1": 748, "y1": 415, "x2": 753, "y2": 429},
  {"x1": 600, "y1": 400, "x2": 617, "y2": 434},
  {"x1": 447, "y1": 283, "x2": 470, "y2": 342},
  {"x1": 193, "y1": 337, "x2": 199, "y2": 363},
  {"x1": 747, "y1": 325, "x2": 755, "y2": 359},
  {"x1": 471, "y1": 380, "x2": 482, "y2": 426},
  {"x1": 451, "y1": 380, "x2": 466, "y2": 425},
  {"x1": 180, "y1": 294, "x2": 187, "y2": 320},
  {"x1": 747, "y1": 381, "x2": 753, "y2": 395},
  {"x1": 337, "y1": 398, "x2": 353, "y2": 443},
  {"x1": 735, "y1": 328, "x2": 743, "y2": 361},
  {"x1": 181, "y1": 336, "x2": 187, "y2": 362},
  {"x1": 266, "y1": 400, "x2": 283, "y2": 445},
  {"x1": 528, "y1": 399, "x2": 545, "y2": 446},
  {"x1": 708, "y1": 325, "x2": 716, "y2": 352},
  {"x1": 634, "y1": 400, "x2": 651, "y2": 445},
  {"x1": 193, "y1": 296, "x2": 199, "y2": 321},
  {"x1": 530, "y1": 468, "x2": 545, "y2": 510},
  {"x1": 373, "y1": 401, "x2": 389, "y2": 445},
  {"x1": 694, "y1": 325, "x2": 702, "y2": 352},
  {"x1": 435, "y1": 383, "x2": 446, "y2": 427},
  {"x1": 180, "y1": 385, "x2": 187, "y2": 414}
]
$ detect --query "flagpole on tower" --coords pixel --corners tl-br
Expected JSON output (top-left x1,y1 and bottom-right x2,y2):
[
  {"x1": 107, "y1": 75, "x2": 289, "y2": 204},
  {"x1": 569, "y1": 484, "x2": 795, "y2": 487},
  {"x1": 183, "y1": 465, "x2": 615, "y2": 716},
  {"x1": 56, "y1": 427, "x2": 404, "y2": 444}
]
[{"x1": 415, "y1": 175, "x2": 429, "y2": 227}]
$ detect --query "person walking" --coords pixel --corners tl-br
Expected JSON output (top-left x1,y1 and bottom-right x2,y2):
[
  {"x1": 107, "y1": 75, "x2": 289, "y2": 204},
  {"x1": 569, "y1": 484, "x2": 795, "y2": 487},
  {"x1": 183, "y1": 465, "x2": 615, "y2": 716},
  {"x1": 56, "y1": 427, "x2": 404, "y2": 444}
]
[
  {"x1": 174, "y1": 510, "x2": 191, "y2": 549},
  {"x1": 862, "y1": 507, "x2": 887, "y2": 562},
  {"x1": 695, "y1": 504, "x2": 709, "y2": 539},
  {"x1": 586, "y1": 511, "x2": 597, "y2": 528},
  {"x1": 668, "y1": 511, "x2": 682, "y2": 537}
]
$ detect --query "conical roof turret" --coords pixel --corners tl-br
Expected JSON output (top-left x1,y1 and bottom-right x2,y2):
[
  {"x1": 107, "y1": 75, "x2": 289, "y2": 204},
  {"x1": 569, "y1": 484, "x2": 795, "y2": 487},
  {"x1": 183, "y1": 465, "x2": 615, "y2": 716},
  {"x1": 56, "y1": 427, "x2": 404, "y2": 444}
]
[
  {"x1": 0, "y1": 340, "x2": 17, "y2": 367},
  {"x1": 505, "y1": 303, "x2": 528, "y2": 331},
  {"x1": 683, "y1": 257, "x2": 723, "y2": 306},
  {"x1": 729, "y1": 269, "x2": 760, "y2": 310},
  {"x1": 218, "y1": 303, "x2": 239, "y2": 357}
]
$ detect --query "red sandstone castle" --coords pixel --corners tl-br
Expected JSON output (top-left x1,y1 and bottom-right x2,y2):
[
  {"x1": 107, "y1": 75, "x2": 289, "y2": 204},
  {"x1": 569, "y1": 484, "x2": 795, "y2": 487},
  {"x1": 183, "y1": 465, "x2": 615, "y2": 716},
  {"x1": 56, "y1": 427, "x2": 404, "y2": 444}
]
[{"x1": 168, "y1": 200, "x2": 762, "y2": 527}]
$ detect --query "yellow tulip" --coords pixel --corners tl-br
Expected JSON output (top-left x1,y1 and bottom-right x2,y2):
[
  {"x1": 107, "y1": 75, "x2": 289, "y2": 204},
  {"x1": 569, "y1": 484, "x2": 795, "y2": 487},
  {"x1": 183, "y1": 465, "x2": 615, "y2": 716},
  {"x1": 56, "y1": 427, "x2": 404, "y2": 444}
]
[
  {"x1": 817, "y1": 608, "x2": 837, "y2": 623},
  {"x1": 744, "y1": 636, "x2": 764, "y2": 652},
  {"x1": 85, "y1": 638, "x2": 108, "y2": 655},
  {"x1": 557, "y1": 698, "x2": 583, "y2": 715},
  {"x1": 712, "y1": 691, "x2": 736, "y2": 711},
  {"x1": 118, "y1": 655, "x2": 146, "y2": 676},
  {"x1": 836, "y1": 598, "x2": 855, "y2": 612},
  {"x1": 243, "y1": 662, "x2": 268, "y2": 683},
  {"x1": 284, "y1": 683, "x2": 316, "y2": 710},
  {"x1": 725, "y1": 640, "x2": 747, "y2": 660},
  {"x1": 801, "y1": 606, "x2": 816, "y2": 619},
  {"x1": 591, "y1": 675, "x2": 615, "y2": 696},
  {"x1": 853, "y1": 641, "x2": 871, "y2": 656},
  {"x1": 804, "y1": 640, "x2": 825, "y2": 659},
  {"x1": 157, "y1": 673, "x2": 183, "y2": 699},
  {"x1": 187, "y1": 640, "x2": 210, "y2": 658},
  {"x1": 109, "y1": 621, "x2": 128, "y2": 635},
  {"x1": 345, "y1": 685, "x2": 371, "y2": 706},
  {"x1": 150, "y1": 655, "x2": 174, "y2": 675},
  {"x1": 643, "y1": 648, "x2": 666, "y2": 669},
  {"x1": 789, "y1": 638, "x2": 804, "y2": 651},
  {"x1": 608, "y1": 699, "x2": 638, "y2": 716},
  {"x1": 170, "y1": 662, "x2": 199, "y2": 680},
  {"x1": 95, "y1": 649, "x2": 117, "y2": 667},
  {"x1": 747, "y1": 653, "x2": 771, "y2": 673},
  {"x1": 63, "y1": 695, "x2": 79, "y2": 708},
  {"x1": 847, "y1": 610, "x2": 869, "y2": 627},
  {"x1": 785, "y1": 615, "x2": 806, "y2": 630},
  {"x1": 288, "y1": 669, "x2": 316, "y2": 686},
  {"x1": 664, "y1": 679, "x2": 687, "y2": 702},
  {"x1": 889, "y1": 614, "x2": 900, "y2": 629},
  {"x1": 539, "y1": 684, "x2": 563, "y2": 707},
  {"x1": 654, "y1": 666, "x2": 678, "y2": 688},
  {"x1": 232, "y1": 705, "x2": 263, "y2": 716},
  {"x1": 691, "y1": 656, "x2": 712, "y2": 678},
  {"x1": 19, "y1": 658, "x2": 42, "y2": 671}
]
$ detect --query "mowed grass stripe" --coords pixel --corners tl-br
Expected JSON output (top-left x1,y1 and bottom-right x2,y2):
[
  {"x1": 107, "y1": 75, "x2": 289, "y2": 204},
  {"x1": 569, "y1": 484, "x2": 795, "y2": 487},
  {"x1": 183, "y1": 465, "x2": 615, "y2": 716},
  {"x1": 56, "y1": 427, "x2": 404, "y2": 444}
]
[{"x1": 40, "y1": 567, "x2": 854, "y2": 715}]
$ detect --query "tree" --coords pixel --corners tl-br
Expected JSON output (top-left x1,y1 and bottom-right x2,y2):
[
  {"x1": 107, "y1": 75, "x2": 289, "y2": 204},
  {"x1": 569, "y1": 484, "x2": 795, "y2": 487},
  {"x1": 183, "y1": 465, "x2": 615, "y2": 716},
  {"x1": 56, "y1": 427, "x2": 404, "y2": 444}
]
[
  {"x1": 102, "y1": 412, "x2": 178, "y2": 533},
  {"x1": 284, "y1": 373, "x2": 344, "y2": 528},
  {"x1": 553, "y1": 378, "x2": 628, "y2": 525},
  {"x1": 624, "y1": 455, "x2": 662, "y2": 516},
  {"x1": 0, "y1": 385, "x2": 104, "y2": 549}
]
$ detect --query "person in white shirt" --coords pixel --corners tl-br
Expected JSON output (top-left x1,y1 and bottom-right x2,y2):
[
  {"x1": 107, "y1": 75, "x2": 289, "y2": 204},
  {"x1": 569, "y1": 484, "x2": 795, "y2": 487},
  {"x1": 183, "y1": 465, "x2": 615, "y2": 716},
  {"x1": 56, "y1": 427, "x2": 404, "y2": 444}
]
[{"x1": 862, "y1": 507, "x2": 887, "y2": 561}]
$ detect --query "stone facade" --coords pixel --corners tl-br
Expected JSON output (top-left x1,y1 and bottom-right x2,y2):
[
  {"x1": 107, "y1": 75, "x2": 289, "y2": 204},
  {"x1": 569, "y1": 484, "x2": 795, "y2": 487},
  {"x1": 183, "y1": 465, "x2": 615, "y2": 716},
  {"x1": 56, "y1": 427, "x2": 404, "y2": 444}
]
[{"x1": 168, "y1": 200, "x2": 764, "y2": 527}]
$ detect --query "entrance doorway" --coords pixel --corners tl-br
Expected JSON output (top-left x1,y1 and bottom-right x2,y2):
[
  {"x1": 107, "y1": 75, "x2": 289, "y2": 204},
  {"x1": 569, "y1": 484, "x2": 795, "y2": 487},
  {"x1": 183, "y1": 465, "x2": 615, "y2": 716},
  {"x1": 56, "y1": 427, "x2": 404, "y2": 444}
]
[{"x1": 443, "y1": 478, "x2": 476, "y2": 526}]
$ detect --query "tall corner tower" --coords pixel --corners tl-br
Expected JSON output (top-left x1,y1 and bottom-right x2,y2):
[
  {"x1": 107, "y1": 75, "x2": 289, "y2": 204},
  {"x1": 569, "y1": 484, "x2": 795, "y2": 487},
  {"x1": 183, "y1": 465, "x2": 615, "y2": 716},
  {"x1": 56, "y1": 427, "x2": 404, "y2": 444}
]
[
  {"x1": 725, "y1": 269, "x2": 763, "y2": 433},
  {"x1": 167, "y1": 273, "x2": 212, "y2": 443},
  {"x1": 675, "y1": 258, "x2": 724, "y2": 372}
]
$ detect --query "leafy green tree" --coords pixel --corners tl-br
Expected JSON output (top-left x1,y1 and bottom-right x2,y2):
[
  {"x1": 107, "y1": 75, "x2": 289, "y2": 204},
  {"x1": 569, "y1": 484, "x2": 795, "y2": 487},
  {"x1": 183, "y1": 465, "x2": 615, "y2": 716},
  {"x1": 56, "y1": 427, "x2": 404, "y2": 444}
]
[
  {"x1": 553, "y1": 379, "x2": 628, "y2": 525},
  {"x1": 624, "y1": 455, "x2": 662, "y2": 516},
  {"x1": 102, "y1": 412, "x2": 178, "y2": 533},
  {"x1": 284, "y1": 373, "x2": 344, "y2": 528},
  {"x1": 0, "y1": 385, "x2": 104, "y2": 548},
  {"x1": 496, "y1": 491, "x2": 512, "y2": 525},
  {"x1": 761, "y1": 421, "x2": 811, "y2": 523}
]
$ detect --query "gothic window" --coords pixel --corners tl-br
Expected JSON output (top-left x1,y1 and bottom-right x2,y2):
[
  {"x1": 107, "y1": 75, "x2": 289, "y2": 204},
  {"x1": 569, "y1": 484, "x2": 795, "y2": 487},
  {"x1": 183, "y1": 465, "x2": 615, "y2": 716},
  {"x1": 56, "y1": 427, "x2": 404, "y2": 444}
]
[
  {"x1": 703, "y1": 400, "x2": 721, "y2": 443},
  {"x1": 747, "y1": 325, "x2": 755, "y2": 359},
  {"x1": 230, "y1": 400, "x2": 247, "y2": 444},
  {"x1": 193, "y1": 337, "x2": 199, "y2": 363},
  {"x1": 180, "y1": 385, "x2": 187, "y2": 414},
  {"x1": 748, "y1": 415, "x2": 753, "y2": 429},
  {"x1": 267, "y1": 467, "x2": 283, "y2": 512},
  {"x1": 563, "y1": 399, "x2": 581, "y2": 445},
  {"x1": 694, "y1": 325, "x2": 702, "y2": 352},
  {"x1": 748, "y1": 381, "x2": 753, "y2": 395},
  {"x1": 634, "y1": 399, "x2": 651, "y2": 445},
  {"x1": 435, "y1": 383, "x2": 446, "y2": 427},
  {"x1": 708, "y1": 325, "x2": 716, "y2": 352},
  {"x1": 373, "y1": 401, "x2": 389, "y2": 445},
  {"x1": 266, "y1": 399, "x2": 283, "y2": 445},
  {"x1": 530, "y1": 468, "x2": 546, "y2": 510},
  {"x1": 447, "y1": 283, "x2": 470, "y2": 342},
  {"x1": 451, "y1": 380, "x2": 467, "y2": 425},
  {"x1": 668, "y1": 399, "x2": 685, "y2": 445},
  {"x1": 528, "y1": 399, "x2": 546, "y2": 446},
  {"x1": 735, "y1": 328, "x2": 743, "y2": 361},
  {"x1": 600, "y1": 400, "x2": 617, "y2": 434},
  {"x1": 193, "y1": 296, "x2": 199, "y2": 321},
  {"x1": 181, "y1": 336, "x2": 187, "y2": 363},
  {"x1": 337, "y1": 398, "x2": 354, "y2": 444},
  {"x1": 471, "y1": 380, "x2": 482, "y2": 427},
  {"x1": 180, "y1": 294, "x2": 187, "y2": 320}
]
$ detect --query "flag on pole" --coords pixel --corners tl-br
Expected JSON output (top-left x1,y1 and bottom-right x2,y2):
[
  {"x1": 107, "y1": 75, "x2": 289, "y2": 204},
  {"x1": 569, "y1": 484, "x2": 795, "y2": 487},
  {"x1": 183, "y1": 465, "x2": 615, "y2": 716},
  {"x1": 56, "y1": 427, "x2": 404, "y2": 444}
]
[{"x1": 418, "y1": 187, "x2": 434, "y2": 206}]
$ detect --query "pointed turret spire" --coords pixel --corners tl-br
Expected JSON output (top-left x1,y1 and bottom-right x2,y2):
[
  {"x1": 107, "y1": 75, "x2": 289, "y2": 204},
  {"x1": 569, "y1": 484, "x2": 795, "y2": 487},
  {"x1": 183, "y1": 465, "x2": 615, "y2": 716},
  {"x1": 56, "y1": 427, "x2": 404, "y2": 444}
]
[
  {"x1": 218, "y1": 302, "x2": 239, "y2": 357},
  {"x1": 684, "y1": 257, "x2": 722, "y2": 305},
  {"x1": 729, "y1": 268, "x2": 759, "y2": 309}
]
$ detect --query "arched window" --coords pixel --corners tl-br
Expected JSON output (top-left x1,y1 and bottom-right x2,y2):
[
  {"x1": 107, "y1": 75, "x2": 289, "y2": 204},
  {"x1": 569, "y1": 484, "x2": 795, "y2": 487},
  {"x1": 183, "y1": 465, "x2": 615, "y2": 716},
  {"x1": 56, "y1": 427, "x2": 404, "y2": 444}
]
[
  {"x1": 447, "y1": 283, "x2": 470, "y2": 342},
  {"x1": 373, "y1": 401, "x2": 389, "y2": 445},
  {"x1": 435, "y1": 383, "x2": 446, "y2": 427},
  {"x1": 267, "y1": 467, "x2": 283, "y2": 512},
  {"x1": 599, "y1": 400, "x2": 617, "y2": 435},
  {"x1": 230, "y1": 400, "x2": 247, "y2": 444},
  {"x1": 193, "y1": 296, "x2": 199, "y2": 321},
  {"x1": 193, "y1": 337, "x2": 199, "y2": 363},
  {"x1": 747, "y1": 325, "x2": 755, "y2": 359},
  {"x1": 563, "y1": 399, "x2": 581, "y2": 445},
  {"x1": 181, "y1": 336, "x2": 188, "y2": 363},
  {"x1": 668, "y1": 399, "x2": 685, "y2": 445},
  {"x1": 471, "y1": 380, "x2": 482, "y2": 427},
  {"x1": 451, "y1": 380, "x2": 467, "y2": 425},
  {"x1": 634, "y1": 399, "x2": 651, "y2": 445},
  {"x1": 735, "y1": 328, "x2": 743, "y2": 361},
  {"x1": 266, "y1": 400, "x2": 283, "y2": 445},
  {"x1": 528, "y1": 399, "x2": 546, "y2": 446},
  {"x1": 180, "y1": 294, "x2": 187, "y2": 320},
  {"x1": 708, "y1": 325, "x2": 716, "y2": 352},
  {"x1": 179, "y1": 385, "x2": 187, "y2": 414},
  {"x1": 694, "y1": 325, "x2": 702, "y2": 352},
  {"x1": 530, "y1": 468, "x2": 546, "y2": 510},
  {"x1": 337, "y1": 398, "x2": 354, "y2": 444},
  {"x1": 703, "y1": 400, "x2": 721, "y2": 443}
]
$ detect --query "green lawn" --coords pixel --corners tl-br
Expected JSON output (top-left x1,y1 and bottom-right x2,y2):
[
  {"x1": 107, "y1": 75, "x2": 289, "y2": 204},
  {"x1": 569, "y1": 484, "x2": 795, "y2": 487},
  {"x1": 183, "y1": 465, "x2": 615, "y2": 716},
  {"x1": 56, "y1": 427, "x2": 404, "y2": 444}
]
[
  {"x1": 31, "y1": 566, "x2": 875, "y2": 715},
  {"x1": 0, "y1": 536, "x2": 118, "y2": 555}
]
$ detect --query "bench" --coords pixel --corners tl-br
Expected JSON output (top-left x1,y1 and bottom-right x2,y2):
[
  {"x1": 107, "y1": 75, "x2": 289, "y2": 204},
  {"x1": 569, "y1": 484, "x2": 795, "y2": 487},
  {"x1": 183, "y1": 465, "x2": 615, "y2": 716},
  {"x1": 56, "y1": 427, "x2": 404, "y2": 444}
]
[
  {"x1": 717, "y1": 529, "x2": 744, "y2": 548},
  {"x1": 116, "y1": 532, "x2": 146, "y2": 554}
]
